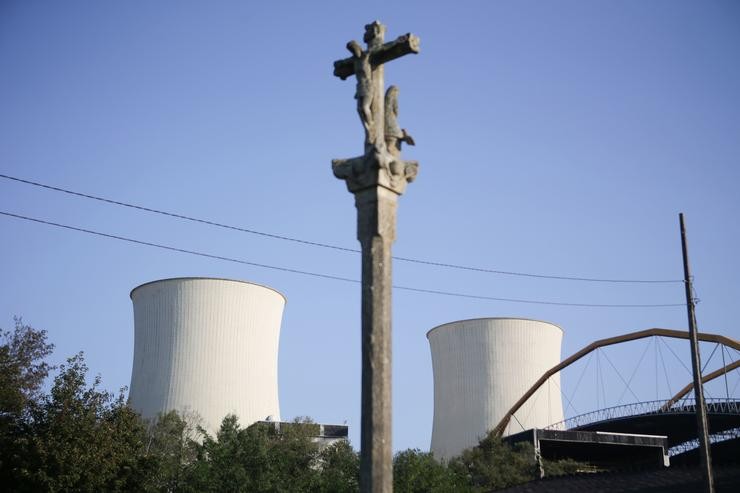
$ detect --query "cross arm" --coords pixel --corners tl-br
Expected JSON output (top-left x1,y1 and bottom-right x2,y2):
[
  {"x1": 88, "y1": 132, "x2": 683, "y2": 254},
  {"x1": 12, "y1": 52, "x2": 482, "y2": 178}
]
[{"x1": 333, "y1": 33, "x2": 420, "y2": 80}]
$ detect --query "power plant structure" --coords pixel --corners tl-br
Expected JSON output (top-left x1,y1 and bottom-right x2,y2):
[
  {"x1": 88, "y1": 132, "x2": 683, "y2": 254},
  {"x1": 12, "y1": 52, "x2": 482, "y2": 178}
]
[
  {"x1": 427, "y1": 317, "x2": 565, "y2": 461},
  {"x1": 128, "y1": 277, "x2": 285, "y2": 434},
  {"x1": 124, "y1": 275, "x2": 739, "y2": 484}
]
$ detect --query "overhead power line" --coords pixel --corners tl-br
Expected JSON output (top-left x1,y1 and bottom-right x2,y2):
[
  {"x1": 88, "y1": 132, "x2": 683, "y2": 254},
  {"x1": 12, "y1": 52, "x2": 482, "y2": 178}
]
[
  {"x1": 0, "y1": 173, "x2": 356, "y2": 253},
  {"x1": 0, "y1": 173, "x2": 684, "y2": 284},
  {"x1": 0, "y1": 210, "x2": 685, "y2": 308}
]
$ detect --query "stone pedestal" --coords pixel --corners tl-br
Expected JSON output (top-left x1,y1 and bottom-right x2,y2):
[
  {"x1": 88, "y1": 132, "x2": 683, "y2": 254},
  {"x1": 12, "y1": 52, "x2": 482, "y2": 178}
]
[{"x1": 333, "y1": 158, "x2": 415, "y2": 492}]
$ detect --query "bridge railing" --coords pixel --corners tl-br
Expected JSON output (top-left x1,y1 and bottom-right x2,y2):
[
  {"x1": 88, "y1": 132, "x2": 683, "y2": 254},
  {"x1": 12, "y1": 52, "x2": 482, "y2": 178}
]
[
  {"x1": 544, "y1": 398, "x2": 740, "y2": 431},
  {"x1": 669, "y1": 426, "x2": 740, "y2": 456}
]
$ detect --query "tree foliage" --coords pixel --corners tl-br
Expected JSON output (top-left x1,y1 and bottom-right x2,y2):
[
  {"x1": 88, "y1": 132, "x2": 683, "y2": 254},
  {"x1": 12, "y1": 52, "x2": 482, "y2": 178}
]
[
  {"x1": 184, "y1": 416, "x2": 359, "y2": 493},
  {"x1": 141, "y1": 410, "x2": 202, "y2": 492},
  {"x1": 448, "y1": 435, "x2": 538, "y2": 491},
  {"x1": 392, "y1": 436, "x2": 584, "y2": 493},
  {"x1": 317, "y1": 439, "x2": 360, "y2": 493},
  {"x1": 0, "y1": 317, "x2": 54, "y2": 420},
  {"x1": 393, "y1": 449, "x2": 469, "y2": 493},
  {"x1": 2, "y1": 353, "x2": 150, "y2": 492},
  {"x1": 0, "y1": 322, "x2": 362, "y2": 493}
]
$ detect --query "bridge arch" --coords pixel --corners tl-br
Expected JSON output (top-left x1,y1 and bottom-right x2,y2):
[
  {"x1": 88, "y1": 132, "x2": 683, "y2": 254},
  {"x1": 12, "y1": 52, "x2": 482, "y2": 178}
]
[
  {"x1": 492, "y1": 327, "x2": 740, "y2": 436},
  {"x1": 661, "y1": 359, "x2": 740, "y2": 411}
]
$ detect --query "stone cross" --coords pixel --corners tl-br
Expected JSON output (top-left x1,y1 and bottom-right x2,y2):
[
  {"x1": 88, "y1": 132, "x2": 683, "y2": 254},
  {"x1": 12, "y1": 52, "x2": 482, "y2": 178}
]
[{"x1": 332, "y1": 21, "x2": 420, "y2": 493}]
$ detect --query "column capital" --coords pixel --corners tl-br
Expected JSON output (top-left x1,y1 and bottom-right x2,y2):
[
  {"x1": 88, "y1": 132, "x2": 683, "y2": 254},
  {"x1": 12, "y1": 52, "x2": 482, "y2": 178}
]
[{"x1": 333, "y1": 148, "x2": 418, "y2": 196}]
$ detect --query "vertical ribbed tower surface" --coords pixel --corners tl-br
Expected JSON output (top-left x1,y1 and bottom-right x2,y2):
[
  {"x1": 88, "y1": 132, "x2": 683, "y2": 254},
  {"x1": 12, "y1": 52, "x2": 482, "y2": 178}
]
[
  {"x1": 128, "y1": 277, "x2": 285, "y2": 435},
  {"x1": 427, "y1": 318, "x2": 564, "y2": 461}
]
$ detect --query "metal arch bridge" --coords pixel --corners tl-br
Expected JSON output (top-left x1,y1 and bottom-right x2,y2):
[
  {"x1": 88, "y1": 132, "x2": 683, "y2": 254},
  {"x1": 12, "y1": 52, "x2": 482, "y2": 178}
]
[
  {"x1": 546, "y1": 399, "x2": 740, "y2": 433},
  {"x1": 492, "y1": 327, "x2": 740, "y2": 453},
  {"x1": 544, "y1": 398, "x2": 740, "y2": 453}
]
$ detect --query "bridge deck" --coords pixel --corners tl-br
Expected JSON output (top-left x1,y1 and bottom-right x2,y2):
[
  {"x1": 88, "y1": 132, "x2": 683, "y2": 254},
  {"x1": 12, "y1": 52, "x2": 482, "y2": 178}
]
[
  {"x1": 569, "y1": 401, "x2": 740, "y2": 447},
  {"x1": 506, "y1": 428, "x2": 669, "y2": 469}
]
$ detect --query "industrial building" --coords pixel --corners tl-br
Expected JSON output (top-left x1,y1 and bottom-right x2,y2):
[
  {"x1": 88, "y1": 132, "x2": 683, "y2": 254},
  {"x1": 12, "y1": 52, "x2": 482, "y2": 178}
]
[
  {"x1": 126, "y1": 277, "x2": 739, "y2": 483},
  {"x1": 427, "y1": 317, "x2": 565, "y2": 461},
  {"x1": 128, "y1": 277, "x2": 285, "y2": 435}
]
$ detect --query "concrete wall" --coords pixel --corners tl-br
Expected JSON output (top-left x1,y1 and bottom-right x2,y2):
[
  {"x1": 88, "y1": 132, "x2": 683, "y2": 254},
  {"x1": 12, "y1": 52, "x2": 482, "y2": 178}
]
[
  {"x1": 427, "y1": 318, "x2": 564, "y2": 461},
  {"x1": 128, "y1": 277, "x2": 285, "y2": 434}
]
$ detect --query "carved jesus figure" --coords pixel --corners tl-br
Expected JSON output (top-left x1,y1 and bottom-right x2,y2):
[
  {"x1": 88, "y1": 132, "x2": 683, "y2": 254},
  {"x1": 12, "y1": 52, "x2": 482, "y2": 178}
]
[{"x1": 347, "y1": 40, "x2": 374, "y2": 145}]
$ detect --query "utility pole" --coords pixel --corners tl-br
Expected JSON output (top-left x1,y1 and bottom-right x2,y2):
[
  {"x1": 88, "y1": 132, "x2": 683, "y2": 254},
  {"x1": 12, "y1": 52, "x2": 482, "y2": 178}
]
[{"x1": 679, "y1": 212, "x2": 714, "y2": 493}]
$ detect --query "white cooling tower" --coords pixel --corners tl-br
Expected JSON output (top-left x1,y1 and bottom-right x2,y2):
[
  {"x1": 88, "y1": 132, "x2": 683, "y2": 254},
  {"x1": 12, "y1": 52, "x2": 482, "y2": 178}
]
[
  {"x1": 128, "y1": 277, "x2": 285, "y2": 434},
  {"x1": 427, "y1": 317, "x2": 564, "y2": 461}
]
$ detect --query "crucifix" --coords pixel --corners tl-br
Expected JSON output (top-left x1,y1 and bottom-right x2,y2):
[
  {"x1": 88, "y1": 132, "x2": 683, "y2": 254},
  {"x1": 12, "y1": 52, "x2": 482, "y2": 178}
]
[{"x1": 332, "y1": 21, "x2": 420, "y2": 493}]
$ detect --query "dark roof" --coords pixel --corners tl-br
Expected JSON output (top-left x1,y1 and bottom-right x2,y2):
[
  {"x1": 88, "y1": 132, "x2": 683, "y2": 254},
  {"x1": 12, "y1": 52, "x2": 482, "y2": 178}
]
[{"x1": 497, "y1": 463, "x2": 740, "y2": 492}]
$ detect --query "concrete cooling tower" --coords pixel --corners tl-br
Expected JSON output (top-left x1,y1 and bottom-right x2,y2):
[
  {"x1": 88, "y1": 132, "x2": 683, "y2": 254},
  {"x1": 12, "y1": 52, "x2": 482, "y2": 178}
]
[
  {"x1": 128, "y1": 277, "x2": 285, "y2": 434},
  {"x1": 427, "y1": 318, "x2": 564, "y2": 461}
]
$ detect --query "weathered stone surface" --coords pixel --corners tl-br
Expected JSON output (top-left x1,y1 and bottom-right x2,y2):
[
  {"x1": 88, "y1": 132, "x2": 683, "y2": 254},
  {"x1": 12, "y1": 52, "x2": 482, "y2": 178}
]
[
  {"x1": 333, "y1": 21, "x2": 419, "y2": 194},
  {"x1": 331, "y1": 21, "x2": 420, "y2": 493},
  {"x1": 333, "y1": 33, "x2": 420, "y2": 80},
  {"x1": 357, "y1": 186, "x2": 395, "y2": 493},
  {"x1": 332, "y1": 149, "x2": 417, "y2": 195},
  {"x1": 384, "y1": 86, "x2": 415, "y2": 158}
]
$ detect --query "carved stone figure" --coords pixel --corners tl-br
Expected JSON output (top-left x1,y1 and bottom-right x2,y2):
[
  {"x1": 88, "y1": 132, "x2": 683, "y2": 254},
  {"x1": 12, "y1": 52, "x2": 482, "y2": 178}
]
[
  {"x1": 331, "y1": 22, "x2": 420, "y2": 195},
  {"x1": 347, "y1": 40, "x2": 374, "y2": 145},
  {"x1": 363, "y1": 20, "x2": 386, "y2": 49},
  {"x1": 384, "y1": 85, "x2": 415, "y2": 158}
]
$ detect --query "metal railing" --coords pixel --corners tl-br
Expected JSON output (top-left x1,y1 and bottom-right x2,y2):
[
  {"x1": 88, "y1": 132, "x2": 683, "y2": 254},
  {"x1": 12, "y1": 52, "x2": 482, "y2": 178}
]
[
  {"x1": 669, "y1": 426, "x2": 740, "y2": 456},
  {"x1": 544, "y1": 398, "x2": 740, "y2": 431}
]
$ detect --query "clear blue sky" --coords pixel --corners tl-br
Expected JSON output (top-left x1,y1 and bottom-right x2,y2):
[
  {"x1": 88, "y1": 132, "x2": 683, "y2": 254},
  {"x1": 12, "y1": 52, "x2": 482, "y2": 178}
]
[{"x1": 2, "y1": 1, "x2": 739, "y2": 452}]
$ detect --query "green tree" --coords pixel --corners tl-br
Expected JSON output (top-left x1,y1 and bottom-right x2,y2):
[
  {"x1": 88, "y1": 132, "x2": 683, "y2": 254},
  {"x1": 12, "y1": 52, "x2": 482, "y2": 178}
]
[
  {"x1": 4, "y1": 353, "x2": 150, "y2": 492},
  {"x1": 448, "y1": 435, "x2": 538, "y2": 491},
  {"x1": 184, "y1": 416, "x2": 361, "y2": 493},
  {"x1": 0, "y1": 319, "x2": 363, "y2": 492},
  {"x1": 195, "y1": 417, "x2": 322, "y2": 492},
  {"x1": 317, "y1": 440, "x2": 359, "y2": 493},
  {"x1": 393, "y1": 449, "x2": 469, "y2": 493},
  {"x1": 0, "y1": 318, "x2": 54, "y2": 420},
  {"x1": 185, "y1": 415, "x2": 269, "y2": 492},
  {"x1": 266, "y1": 418, "x2": 323, "y2": 492},
  {"x1": 0, "y1": 319, "x2": 55, "y2": 490},
  {"x1": 140, "y1": 410, "x2": 202, "y2": 492},
  {"x1": 542, "y1": 456, "x2": 588, "y2": 477}
]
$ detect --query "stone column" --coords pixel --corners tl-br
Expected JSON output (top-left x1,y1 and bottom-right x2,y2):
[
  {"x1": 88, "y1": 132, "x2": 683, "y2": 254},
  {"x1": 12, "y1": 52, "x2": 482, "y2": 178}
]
[
  {"x1": 357, "y1": 186, "x2": 396, "y2": 492},
  {"x1": 334, "y1": 156, "x2": 416, "y2": 493}
]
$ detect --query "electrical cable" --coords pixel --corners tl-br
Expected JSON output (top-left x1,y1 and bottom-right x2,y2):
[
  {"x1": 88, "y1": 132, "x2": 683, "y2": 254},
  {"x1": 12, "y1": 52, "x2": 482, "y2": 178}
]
[
  {"x1": 0, "y1": 173, "x2": 357, "y2": 253},
  {"x1": 520, "y1": 380, "x2": 544, "y2": 426},
  {"x1": 656, "y1": 338, "x2": 673, "y2": 397},
  {"x1": 511, "y1": 413, "x2": 526, "y2": 433},
  {"x1": 654, "y1": 334, "x2": 659, "y2": 400},
  {"x1": 567, "y1": 352, "x2": 594, "y2": 412},
  {"x1": 701, "y1": 343, "x2": 720, "y2": 374},
  {"x1": 616, "y1": 337, "x2": 653, "y2": 405},
  {"x1": 0, "y1": 210, "x2": 687, "y2": 308},
  {"x1": 659, "y1": 336, "x2": 694, "y2": 377},
  {"x1": 390, "y1": 284, "x2": 684, "y2": 307},
  {"x1": 730, "y1": 364, "x2": 740, "y2": 397},
  {"x1": 550, "y1": 376, "x2": 578, "y2": 418},
  {"x1": 1, "y1": 211, "x2": 359, "y2": 283},
  {"x1": 601, "y1": 348, "x2": 641, "y2": 403},
  {"x1": 0, "y1": 173, "x2": 685, "y2": 284},
  {"x1": 722, "y1": 346, "x2": 730, "y2": 400}
]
